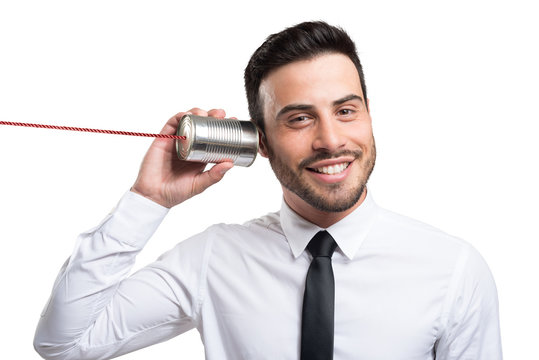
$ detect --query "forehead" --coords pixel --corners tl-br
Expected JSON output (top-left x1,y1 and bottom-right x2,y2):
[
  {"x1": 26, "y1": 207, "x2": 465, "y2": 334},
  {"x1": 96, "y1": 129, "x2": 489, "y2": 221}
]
[{"x1": 259, "y1": 53, "x2": 363, "y2": 116}]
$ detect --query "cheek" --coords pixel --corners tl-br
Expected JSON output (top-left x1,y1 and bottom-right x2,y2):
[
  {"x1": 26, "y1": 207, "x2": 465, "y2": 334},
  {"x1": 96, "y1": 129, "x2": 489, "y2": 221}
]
[
  {"x1": 276, "y1": 135, "x2": 310, "y2": 160},
  {"x1": 349, "y1": 122, "x2": 373, "y2": 146},
  {"x1": 267, "y1": 128, "x2": 309, "y2": 157}
]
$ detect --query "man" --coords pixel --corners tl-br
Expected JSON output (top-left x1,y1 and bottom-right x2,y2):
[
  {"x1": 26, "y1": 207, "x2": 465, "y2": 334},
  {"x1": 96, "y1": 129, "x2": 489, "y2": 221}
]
[{"x1": 34, "y1": 21, "x2": 502, "y2": 359}]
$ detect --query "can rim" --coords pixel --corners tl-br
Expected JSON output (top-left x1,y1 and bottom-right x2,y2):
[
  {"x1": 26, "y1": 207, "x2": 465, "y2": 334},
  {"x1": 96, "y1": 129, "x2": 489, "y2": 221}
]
[{"x1": 176, "y1": 114, "x2": 194, "y2": 160}]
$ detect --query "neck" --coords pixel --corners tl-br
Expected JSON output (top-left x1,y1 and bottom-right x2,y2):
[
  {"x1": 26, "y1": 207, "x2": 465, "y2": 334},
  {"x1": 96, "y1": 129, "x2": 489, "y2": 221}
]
[{"x1": 283, "y1": 188, "x2": 367, "y2": 228}]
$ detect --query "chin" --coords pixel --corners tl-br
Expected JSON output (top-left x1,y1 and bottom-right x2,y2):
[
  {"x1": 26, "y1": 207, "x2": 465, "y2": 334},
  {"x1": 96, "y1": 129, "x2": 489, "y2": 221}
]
[{"x1": 291, "y1": 181, "x2": 366, "y2": 213}]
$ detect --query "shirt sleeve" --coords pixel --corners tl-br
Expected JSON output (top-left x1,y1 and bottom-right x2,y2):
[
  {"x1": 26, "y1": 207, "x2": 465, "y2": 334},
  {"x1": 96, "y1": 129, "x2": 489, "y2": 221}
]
[
  {"x1": 33, "y1": 191, "x2": 207, "y2": 360},
  {"x1": 435, "y1": 244, "x2": 503, "y2": 359}
]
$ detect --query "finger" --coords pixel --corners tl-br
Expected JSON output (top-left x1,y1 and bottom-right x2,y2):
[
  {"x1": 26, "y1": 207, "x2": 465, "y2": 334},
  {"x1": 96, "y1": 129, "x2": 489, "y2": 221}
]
[
  {"x1": 192, "y1": 161, "x2": 234, "y2": 195},
  {"x1": 161, "y1": 108, "x2": 206, "y2": 135},
  {"x1": 212, "y1": 161, "x2": 234, "y2": 175},
  {"x1": 160, "y1": 111, "x2": 188, "y2": 134},
  {"x1": 208, "y1": 108, "x2": 226, "y2": 118},
  {"x1": 188, "y1": 108, "x2": 209, "y2": 117}
]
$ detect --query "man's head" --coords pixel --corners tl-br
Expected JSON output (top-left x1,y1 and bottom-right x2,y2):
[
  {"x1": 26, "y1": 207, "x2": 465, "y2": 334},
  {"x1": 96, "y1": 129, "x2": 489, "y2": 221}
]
[
  {"x1": 245, "y1": 21, "x2": 368, "y2": 136},
  {"x1": 244, "y1": 22, "x2": 376, "y2": 222}
]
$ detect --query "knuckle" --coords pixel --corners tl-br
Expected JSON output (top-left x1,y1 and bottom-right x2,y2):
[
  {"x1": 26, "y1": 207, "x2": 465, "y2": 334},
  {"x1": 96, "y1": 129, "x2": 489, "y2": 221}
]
[{"x1": 189, "y1": 107, "x2": 208, "y2": 116}]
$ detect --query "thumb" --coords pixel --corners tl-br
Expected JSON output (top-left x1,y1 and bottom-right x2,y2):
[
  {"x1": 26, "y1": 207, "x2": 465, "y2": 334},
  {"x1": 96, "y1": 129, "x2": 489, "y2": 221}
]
[{"x1": 193, "y1": 162, "x2": 234, "y2": 195}]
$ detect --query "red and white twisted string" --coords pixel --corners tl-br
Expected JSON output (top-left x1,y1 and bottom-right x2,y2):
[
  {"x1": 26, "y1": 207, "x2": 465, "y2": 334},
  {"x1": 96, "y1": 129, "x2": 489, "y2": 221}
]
[{"x1": 0, "y1": 121, "x2": 185, "y2": 140}]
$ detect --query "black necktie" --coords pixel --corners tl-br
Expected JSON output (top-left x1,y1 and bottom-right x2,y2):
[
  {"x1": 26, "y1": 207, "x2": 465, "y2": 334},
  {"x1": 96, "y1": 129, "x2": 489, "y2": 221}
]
[{"x1": 301, "y1": 230, "x2": 338, "y2": 360}]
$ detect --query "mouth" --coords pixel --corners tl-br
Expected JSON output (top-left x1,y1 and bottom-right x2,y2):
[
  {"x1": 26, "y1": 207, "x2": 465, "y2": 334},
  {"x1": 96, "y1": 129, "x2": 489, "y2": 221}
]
[{"x1": 307, "y1": 162, "x2": 351, "y2": 175}]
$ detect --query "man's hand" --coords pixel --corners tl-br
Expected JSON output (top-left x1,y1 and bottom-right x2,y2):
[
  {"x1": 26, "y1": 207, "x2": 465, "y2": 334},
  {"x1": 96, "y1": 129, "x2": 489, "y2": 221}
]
[{"x1": 131, "y1": 108, "x2": 234, "y2": 208}]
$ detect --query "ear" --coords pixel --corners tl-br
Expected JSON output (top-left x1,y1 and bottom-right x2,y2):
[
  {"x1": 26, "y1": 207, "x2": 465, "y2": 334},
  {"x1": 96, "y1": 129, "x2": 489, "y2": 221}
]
[
  {"x1": 258, "y1": 130, "x2": 269, "y2": 158},
  {"x1": 366, "y1": 98, "x2": 370, "y2": 113}
]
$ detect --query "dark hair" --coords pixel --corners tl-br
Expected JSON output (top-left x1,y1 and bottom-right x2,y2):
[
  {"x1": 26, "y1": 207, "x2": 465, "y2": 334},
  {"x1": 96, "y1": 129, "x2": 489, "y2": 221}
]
[{"x1": 244, "y1": 21, "x2": 368, "y2": 135}]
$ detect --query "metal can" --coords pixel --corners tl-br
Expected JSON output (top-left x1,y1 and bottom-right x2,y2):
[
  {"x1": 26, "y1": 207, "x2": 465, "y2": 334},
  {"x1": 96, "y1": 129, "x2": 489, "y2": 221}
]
[{"x1": 176, "y1": 114, "x2": 259, "y2": 167}]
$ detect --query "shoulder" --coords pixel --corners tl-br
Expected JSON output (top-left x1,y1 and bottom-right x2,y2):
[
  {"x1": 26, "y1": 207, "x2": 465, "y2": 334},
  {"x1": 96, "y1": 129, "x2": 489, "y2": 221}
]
[
  {"x1": 372, "y1": 206, "x2": 471, "y2": 255},
  {"x1": 365, "y1": 205, "x2": 493, "y2": 288},
  {"x1": 372, "y1": 206, "x2": 501, "y2": 340},
  {"x1": 208, "y1": 210, "x2": 283, "y2": 238},
  {"x1": 172, "y1": 210, "x2": 284, "y2": 253},
  {"x1": 152, "y1": 210, "x2": 283, "y2": 274},
  {"x1": 373, "y1": 205, "x2": 498, "y2": 297}
]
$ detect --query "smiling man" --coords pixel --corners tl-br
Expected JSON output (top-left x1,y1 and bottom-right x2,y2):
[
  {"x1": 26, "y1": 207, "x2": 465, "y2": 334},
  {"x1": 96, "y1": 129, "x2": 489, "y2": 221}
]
[
  {"x1": 257, "y1": 52, "x2": 376, "y2": 226},
  {"x1": 34, "y1": 22, "x2": 502, "y2": 360}
]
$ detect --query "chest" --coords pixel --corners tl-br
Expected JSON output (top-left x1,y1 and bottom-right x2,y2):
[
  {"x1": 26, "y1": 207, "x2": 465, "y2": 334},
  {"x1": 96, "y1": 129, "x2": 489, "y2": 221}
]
[{"x1": 199, "y1": 252, "x2": 443, "y2": 359}]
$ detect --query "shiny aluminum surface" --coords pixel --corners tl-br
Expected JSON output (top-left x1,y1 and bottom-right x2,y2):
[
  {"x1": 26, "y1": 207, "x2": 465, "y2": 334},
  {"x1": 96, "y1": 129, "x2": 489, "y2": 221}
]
[{"x1": 176, "y1": 114, "x2": 259, "y2": 167}]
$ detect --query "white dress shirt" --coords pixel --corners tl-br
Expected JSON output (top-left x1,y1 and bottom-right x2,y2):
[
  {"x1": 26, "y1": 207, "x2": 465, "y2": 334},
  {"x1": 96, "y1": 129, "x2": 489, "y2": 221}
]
[{"x1": 34, "y1": 190, "x2": 502, "y2": 360}]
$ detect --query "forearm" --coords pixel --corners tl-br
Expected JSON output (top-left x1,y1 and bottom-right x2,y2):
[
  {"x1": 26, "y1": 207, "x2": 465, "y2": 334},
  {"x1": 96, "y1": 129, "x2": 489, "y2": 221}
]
[{"x1": 34, "y1": 191, "x2": 169, "y2": 360}]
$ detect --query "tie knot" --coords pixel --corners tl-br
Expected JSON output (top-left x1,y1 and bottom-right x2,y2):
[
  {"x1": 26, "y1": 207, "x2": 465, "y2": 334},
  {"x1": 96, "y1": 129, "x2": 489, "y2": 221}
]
[{"x1": 307, "y1": 231, "x2": 337, "y2": 258}]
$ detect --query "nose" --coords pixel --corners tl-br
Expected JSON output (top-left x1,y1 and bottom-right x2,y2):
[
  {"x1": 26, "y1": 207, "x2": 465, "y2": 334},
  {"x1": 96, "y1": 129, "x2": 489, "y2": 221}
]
[{"x1": 312, "y1": 114, "x2": 346, "y2": 152}]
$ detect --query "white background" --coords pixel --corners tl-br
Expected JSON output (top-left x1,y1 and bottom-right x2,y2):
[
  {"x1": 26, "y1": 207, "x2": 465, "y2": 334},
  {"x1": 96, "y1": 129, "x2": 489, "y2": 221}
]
[{"x1": 0, "y1": 0, "x2": 537, "y2": 358}]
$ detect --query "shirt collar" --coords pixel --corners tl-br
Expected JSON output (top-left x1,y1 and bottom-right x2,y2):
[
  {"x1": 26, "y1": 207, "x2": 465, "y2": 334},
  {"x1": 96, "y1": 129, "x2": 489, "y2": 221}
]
[{"x1": 280, "y1": 190, "x2": 378, "y2": 260}]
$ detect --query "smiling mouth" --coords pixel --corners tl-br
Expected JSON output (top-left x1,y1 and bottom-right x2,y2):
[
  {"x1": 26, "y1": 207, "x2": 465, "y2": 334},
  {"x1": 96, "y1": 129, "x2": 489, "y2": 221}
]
[{"x1": 307, "y1": 162, "x2": 351, "y2": 175}]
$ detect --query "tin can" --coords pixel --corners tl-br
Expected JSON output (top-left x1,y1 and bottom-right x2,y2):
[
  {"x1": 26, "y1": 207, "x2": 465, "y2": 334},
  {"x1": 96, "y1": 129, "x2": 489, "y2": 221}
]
[{"x1": 176, "y1": 114, "x2": 259, "y2": 167}]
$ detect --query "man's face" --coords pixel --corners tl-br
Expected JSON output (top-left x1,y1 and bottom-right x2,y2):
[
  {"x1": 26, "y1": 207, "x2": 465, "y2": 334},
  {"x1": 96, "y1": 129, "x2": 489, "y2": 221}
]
[{"x1": 259, "y1": 53, "x2": 376, "y2": 215}]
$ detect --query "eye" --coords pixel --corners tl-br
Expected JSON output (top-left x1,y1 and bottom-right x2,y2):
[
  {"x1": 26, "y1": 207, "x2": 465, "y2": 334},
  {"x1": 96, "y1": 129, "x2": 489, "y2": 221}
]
[
  {"x1": 285, "y1": 114, "x2": 313, "y2": 129},
  {"x1": 290, "y1": 115, "x2": 310, "y2": 122},
  {"x1": 337, "y1": 108, "x2": 355, "y2": 116}
]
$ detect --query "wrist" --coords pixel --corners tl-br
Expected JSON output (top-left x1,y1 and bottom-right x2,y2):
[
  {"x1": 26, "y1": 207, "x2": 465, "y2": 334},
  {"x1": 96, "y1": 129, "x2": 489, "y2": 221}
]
[{"x1": 130, "y1": 186, "x2": 171, "y2": 208}]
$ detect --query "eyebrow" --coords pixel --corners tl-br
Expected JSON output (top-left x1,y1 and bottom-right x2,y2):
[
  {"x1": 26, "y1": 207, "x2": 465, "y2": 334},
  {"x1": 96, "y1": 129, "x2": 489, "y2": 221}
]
[
  {"x1": 332, "y1": 94, "x2": 364, "y2": 106},
  {"x1": 275, "y1": 93, "x2": 364, "y2": 120}
]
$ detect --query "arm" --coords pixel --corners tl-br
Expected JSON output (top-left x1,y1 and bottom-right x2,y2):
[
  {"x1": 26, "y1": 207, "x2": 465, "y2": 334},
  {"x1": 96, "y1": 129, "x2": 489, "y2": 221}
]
[
  {"x1": 34, "y1": 192, "x2": 179, "y2": 360},
  {"x1": 435, "y1": 245, "x2": 503, "y2": 359},
  {"x1": 34, "y1": 108, "x2": 233, "y2": 360}
]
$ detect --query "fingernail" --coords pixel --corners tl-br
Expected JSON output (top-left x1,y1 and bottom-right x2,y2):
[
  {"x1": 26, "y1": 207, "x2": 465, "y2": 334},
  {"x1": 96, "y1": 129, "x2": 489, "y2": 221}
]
[{"x1": 220, "y1": 167, "x2": 231, "y2": 176}]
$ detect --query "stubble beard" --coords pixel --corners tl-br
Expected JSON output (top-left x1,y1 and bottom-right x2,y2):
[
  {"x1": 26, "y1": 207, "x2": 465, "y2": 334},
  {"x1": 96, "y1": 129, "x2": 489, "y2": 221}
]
[{"x1": 267, "y1": 139, "x2": 376, "y2": 213}]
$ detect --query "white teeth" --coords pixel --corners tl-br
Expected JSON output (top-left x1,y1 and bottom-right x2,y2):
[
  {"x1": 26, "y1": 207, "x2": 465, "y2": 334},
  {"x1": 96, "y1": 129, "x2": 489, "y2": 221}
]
[{"x1": 315, "y1": 162, "x2": 349, "y2": 175}]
